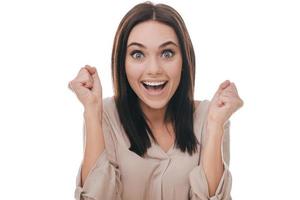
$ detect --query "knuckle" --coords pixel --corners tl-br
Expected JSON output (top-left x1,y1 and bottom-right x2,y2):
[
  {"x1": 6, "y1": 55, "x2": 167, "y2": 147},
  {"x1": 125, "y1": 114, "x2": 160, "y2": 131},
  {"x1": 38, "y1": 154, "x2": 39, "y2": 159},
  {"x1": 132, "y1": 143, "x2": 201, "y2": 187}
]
[
  {"x1": 80, "y1": 67, "x2": 87, "y2": 73},
  {"x1": 240, "y1": 99, "x2": 244, "y2": 106},
  {"x1": 70, "y1": 80, "x2": 75, "y2": 85},
  {"x1": 70, "y1": 79, "x2": 80, "y2": 86}
]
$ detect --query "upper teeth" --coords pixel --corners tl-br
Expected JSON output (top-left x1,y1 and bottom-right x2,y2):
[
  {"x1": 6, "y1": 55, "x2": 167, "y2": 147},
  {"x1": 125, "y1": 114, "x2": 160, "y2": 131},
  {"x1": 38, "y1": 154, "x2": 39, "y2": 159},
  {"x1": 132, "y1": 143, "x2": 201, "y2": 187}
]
[{"x1": 143, "y1": 81, "x2": 166, "y2": 86}]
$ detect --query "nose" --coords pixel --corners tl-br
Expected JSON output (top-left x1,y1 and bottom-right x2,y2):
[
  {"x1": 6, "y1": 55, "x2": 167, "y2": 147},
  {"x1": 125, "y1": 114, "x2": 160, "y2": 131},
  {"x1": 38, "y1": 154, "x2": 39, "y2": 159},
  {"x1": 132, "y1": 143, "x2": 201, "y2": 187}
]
[{"x1": 146, "y1": 55, "x2": 163, "y2": 75}]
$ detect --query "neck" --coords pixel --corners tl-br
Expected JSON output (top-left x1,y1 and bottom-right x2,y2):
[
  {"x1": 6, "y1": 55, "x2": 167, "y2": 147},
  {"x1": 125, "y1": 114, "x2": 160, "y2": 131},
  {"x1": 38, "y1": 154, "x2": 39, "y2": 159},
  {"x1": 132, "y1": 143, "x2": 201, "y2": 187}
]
[{"x1": 140, "y1": 102, "x2": 167, "y2": 130}]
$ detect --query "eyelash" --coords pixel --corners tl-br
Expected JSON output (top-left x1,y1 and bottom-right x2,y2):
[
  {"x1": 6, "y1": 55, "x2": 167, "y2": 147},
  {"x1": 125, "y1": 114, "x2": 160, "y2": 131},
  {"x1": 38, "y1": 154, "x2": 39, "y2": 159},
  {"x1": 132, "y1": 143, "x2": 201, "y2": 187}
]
[{"x1": 130, "y1": 49, "x2": 175, "y2": 60}]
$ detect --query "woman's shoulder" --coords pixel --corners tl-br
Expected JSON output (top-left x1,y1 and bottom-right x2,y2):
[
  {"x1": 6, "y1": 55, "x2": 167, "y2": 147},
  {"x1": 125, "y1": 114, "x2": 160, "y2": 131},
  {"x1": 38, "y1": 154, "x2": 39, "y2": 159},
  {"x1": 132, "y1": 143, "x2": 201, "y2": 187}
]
[
  {"x1": 103, "y1": 96, "x2": 116, "y2": 109},
  {"x1": 101, "y1": 96, "x2": 121, "y2": 131},
  {"x1": 102, "y1": 96, "x2": 125, "y2": 129},
  {"x1": 193, "y1": 99, "x2": 211, "y2": 142},
  {"x1": 102, "y1": 96, "x2": 131, "y2": 148},
  {"x1": 102, "y1": 96, "x2": 118, "y2": 118},
  {"x1": 194, "y1": 99, "x2": 210, "y2": 116}
]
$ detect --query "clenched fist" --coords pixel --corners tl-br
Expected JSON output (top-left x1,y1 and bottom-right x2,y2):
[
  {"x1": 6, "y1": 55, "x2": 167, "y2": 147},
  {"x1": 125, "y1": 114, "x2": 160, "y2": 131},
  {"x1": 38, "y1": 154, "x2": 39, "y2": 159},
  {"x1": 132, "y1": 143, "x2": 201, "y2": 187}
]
[
  {"x1": 207, "y1": 80, "x2": 244, "y2": 126},
  {"x1": 68, "y1": 65, "x2": 102, "y2": 110}
]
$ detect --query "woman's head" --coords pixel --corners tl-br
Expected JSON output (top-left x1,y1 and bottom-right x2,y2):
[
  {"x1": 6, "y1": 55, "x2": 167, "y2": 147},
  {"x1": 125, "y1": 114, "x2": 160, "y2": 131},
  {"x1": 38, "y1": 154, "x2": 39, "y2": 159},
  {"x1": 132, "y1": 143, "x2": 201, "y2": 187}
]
[
  {"x1": 112, "y1": 2, "x2": 198, "y2": 156},
  {"x1": 112, "y1": 2, "x2": 195, "y2": 108}
]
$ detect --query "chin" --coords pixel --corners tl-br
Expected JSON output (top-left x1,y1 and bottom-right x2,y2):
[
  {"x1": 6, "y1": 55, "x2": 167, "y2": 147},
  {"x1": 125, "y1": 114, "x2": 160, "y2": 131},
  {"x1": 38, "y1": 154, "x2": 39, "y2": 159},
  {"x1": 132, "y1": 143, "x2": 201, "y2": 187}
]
[{"x1": 139, "y1": 97, "x2": 169, "y2": 110}]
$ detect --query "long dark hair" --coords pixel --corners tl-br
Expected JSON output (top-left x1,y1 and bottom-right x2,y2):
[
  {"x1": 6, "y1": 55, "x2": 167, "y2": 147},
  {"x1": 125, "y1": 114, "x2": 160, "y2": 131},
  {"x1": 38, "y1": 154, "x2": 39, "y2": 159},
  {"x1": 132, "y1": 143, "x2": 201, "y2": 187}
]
[{"x1": 111, "y1": 2, "x2": 198, "y2": 156}]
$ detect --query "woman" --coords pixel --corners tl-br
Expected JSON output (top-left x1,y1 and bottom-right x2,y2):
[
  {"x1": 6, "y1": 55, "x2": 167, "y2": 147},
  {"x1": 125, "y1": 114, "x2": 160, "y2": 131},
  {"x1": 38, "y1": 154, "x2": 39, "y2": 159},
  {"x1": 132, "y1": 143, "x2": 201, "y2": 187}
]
[{"x1": 68, "y1": 2, "x2": 243, "y2": 200}]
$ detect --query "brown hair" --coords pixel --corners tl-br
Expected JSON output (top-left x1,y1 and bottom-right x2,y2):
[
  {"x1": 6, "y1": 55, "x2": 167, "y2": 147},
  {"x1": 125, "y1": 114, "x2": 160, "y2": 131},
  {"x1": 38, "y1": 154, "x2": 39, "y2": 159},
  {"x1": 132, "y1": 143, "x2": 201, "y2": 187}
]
[{"x1": 111, "y1": 2, "x2": 198, "y2": 156}]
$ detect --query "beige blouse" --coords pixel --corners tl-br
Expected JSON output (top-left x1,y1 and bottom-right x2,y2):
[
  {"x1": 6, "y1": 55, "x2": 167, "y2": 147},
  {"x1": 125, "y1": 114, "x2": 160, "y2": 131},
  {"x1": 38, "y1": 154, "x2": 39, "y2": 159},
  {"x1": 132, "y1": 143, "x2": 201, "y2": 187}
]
[{"x1": 75, "y1": 97, "x2": 232, "y2": 200}]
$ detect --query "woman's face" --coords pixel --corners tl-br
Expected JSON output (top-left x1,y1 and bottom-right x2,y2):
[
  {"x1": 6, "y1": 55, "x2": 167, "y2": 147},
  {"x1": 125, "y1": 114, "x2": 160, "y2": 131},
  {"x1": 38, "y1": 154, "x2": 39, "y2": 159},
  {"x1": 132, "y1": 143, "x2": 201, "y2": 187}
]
[{"x1": 125, "y1": 20, "x2": 182, "y2": 110}]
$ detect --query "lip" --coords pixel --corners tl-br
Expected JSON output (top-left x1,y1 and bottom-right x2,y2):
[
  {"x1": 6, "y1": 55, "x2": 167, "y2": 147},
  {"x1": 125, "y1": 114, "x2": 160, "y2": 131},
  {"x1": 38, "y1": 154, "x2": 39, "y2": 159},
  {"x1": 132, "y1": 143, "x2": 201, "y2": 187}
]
[{"x1": 140, "y1": 81, "x2": 168, "y2": 96}]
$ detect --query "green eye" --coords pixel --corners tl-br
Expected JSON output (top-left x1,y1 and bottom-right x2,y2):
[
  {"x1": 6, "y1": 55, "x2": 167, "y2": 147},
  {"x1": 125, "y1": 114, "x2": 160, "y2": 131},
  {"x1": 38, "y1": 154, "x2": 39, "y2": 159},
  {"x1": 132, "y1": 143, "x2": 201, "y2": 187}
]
[
  {"x1": 131, "y1": 50, "x2": 144, "y2": 60},
  {"x1": 162, "y1": 49, "x2": 174, "y2": 58}
]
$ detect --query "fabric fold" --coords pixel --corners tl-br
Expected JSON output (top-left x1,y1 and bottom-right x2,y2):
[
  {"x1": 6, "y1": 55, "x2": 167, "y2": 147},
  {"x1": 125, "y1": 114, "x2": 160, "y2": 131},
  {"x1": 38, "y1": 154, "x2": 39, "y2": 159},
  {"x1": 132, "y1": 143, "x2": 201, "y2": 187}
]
[{"x1": 74, "y1": 150, "x2": 122, "y2": 200}]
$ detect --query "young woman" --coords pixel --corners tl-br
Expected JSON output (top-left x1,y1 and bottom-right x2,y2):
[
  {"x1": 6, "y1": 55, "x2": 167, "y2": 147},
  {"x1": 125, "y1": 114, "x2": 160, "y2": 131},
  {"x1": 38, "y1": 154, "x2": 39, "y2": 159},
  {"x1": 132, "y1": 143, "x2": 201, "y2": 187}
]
[{"x1": 68, "y1": 2, "x2": 243, "y2": 200}]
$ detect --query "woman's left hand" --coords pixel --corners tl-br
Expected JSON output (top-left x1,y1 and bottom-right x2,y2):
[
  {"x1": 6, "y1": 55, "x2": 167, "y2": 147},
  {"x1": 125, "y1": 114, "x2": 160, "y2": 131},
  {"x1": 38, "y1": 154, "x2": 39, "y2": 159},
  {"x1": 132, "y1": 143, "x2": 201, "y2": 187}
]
[{"x1": 207, "y1": 80, "x2": 244, "y2": 126}]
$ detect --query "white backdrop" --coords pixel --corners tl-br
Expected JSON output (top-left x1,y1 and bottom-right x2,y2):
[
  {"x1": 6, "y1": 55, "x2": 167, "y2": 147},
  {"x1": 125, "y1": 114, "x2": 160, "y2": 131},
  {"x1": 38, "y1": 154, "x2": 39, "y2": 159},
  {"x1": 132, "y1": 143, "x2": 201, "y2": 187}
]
[{"x1": 0, "y1": 0, "x2": 299, "y2": 199}]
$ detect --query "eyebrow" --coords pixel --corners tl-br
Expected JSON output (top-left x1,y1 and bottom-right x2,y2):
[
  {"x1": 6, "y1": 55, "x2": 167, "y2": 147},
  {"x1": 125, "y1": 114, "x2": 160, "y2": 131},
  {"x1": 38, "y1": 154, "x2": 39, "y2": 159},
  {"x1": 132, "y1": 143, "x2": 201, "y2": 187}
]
[{"x1": 127, "y1": 41, "x2": 178, "y2": 48}]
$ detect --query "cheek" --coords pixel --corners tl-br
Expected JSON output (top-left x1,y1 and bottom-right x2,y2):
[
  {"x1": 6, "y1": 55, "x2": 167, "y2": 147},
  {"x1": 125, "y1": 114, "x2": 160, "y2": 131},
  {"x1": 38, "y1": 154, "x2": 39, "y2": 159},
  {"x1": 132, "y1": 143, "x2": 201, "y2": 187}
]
[
  {"x1": 167, "y1": 59, "x2": 182, "y2": 83},
  {"x1": 125, "y1": 60, "x2": 144, "y2": 85}
]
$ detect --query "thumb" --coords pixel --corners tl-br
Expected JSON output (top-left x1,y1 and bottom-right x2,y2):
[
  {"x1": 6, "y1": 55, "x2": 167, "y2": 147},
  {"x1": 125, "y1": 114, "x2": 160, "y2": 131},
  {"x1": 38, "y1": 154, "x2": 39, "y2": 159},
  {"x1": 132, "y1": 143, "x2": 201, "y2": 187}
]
[
  {"x1": 84, "y1": 65, "x2": 99, "y2": 81},
  {"x1": 84, "y1": 65, "x2": 96, "y2": 75},
  {"x1": 216, "y1": 80, "x2": 230, "y2": 95},
  {"x1": 211, "y1": 80, "x2": 230, "y2": 103}
]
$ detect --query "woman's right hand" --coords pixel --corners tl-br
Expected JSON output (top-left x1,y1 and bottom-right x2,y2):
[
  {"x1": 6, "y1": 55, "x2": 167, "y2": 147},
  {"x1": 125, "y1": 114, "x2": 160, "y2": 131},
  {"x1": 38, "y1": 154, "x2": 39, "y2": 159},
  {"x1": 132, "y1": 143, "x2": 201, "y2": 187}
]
[{"x1": 68, "y1": 65, "x2": 102, "y2": 110}]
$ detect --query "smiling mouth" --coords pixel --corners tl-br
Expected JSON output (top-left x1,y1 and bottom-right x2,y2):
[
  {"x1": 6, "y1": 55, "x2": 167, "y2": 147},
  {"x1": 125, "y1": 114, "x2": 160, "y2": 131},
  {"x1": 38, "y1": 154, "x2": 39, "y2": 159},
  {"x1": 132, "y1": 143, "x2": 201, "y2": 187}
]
[{"x1": 141, "y1": 81, "x2": 168, "y2": 91}]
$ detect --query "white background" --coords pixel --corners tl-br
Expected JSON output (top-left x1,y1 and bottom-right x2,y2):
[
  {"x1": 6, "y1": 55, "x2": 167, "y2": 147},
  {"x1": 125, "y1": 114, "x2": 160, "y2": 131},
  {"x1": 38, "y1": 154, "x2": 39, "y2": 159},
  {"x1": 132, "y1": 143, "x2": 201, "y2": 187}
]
[{"x1": 0, "y1": 0, "x2": 299, "y2": 199}]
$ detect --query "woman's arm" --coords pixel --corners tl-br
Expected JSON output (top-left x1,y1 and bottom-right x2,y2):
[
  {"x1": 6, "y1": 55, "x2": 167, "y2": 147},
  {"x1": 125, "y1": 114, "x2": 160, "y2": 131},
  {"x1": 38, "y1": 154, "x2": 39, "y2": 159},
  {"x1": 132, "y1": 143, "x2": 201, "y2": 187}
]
[
  {"x1": 81, "y1": 105, "x2": 105, "y2": 186},
  {"x1": 201, "y1": 80, "x2": 242, "y2": 197},
  {"x1": 200, "y1": 120, "x2": 225, "y2": 197}
]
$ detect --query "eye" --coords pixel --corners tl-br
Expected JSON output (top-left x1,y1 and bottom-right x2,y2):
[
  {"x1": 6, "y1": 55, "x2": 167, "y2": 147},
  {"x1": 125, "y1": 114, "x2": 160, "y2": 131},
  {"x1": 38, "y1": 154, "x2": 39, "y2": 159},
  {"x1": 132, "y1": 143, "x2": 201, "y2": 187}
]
[
  {"x1": 161, "y1": 49, "x2": 174, "y2": 58},
  {"x1": 130, "y1": 50, "x2": 144, "y2": 60}
]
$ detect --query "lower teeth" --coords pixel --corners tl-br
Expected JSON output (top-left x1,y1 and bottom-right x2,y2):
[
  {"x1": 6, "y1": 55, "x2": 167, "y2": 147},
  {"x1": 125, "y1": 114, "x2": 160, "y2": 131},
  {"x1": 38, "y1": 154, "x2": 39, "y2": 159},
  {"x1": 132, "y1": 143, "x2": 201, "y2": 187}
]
[
  {"x1": 148, "y1": 85, "x2": 162, "y2": 90},
  {"x1": 144, "y1": 84, "x2": 165, "y2": 90}
]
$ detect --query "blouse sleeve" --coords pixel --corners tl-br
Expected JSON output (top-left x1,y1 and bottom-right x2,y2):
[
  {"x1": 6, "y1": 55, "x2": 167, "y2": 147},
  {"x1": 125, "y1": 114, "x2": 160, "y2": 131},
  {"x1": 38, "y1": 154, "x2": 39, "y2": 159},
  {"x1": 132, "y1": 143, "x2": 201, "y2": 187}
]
[
  {"x1": 74, "y1": 110, "x2": 122, "y2": 200},
  {"x1": 189, "y1": 119, "x2": 232, "y2": 200}
]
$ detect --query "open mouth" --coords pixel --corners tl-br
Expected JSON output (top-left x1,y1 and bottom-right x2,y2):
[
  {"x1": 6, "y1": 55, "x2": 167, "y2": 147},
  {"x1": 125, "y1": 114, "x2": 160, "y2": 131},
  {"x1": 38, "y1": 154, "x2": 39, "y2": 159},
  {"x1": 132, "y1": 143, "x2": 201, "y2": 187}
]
[{"x1": 141, "y1": 81, "x2": 168, "y2": 91}]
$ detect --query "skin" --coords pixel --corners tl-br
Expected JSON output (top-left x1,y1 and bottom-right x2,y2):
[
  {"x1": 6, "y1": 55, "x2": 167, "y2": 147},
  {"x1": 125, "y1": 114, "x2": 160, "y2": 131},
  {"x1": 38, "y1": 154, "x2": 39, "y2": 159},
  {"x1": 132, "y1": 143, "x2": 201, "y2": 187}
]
[{"x1": 68, "y1": 21, "x2": 244, "y2": 196}]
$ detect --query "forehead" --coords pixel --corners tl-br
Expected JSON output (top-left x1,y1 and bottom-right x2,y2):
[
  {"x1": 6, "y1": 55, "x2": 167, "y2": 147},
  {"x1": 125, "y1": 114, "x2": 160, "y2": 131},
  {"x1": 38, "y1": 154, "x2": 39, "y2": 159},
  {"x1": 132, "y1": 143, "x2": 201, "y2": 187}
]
[{"x1": 127, "y1": 20, "x2": 179, "y2": 47}]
